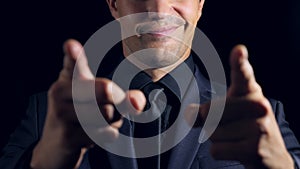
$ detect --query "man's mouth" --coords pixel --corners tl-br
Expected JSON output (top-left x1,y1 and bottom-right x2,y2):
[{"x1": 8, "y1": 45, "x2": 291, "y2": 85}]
[
  {"x1": 135, "y1": 17, "x2": 186, "y2": 38},
  {"x1": 138, "y1": 26, "x2": 179, "y2": 37}
]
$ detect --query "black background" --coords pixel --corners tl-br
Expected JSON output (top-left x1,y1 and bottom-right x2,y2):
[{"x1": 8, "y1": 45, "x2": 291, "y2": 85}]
[{"x1": 1, "y1": 0, "x2": 299, "y2": 150}]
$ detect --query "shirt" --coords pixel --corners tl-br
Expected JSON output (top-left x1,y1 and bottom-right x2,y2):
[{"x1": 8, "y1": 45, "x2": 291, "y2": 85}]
[{"x1": 110, "y1": 55, "x2": 196, "y2": 169}]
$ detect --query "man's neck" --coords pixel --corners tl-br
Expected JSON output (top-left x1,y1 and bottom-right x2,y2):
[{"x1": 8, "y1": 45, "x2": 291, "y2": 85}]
[
  {"x1": 124, "y1": 49, "x2": 191, "y2": 82},
  {"x1": 145, "y1": 54, "x2": 189, "y2": 82}
]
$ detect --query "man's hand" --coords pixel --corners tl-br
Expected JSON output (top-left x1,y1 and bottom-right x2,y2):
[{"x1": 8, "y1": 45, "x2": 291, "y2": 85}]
[
  {"x1": 197, "y1": 45, "x2": 294, "y2": 169},
  {"x1": 30, "y1": 39, "x2": 146, "y2": 169}
]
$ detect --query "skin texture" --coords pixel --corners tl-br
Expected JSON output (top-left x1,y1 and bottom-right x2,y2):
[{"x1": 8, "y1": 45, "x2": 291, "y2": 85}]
[
  {"x1": 30, "y1": 0, "x2": 294, "y2": 169},
  {"x1": 108, "y1": 0, "x2": 204, "y2": 81}
]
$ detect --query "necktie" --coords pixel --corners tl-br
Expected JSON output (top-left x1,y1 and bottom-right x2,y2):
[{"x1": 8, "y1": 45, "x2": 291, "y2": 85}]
[{"x1": 134, "y1": 82, "x2": 180, "y2": 169}]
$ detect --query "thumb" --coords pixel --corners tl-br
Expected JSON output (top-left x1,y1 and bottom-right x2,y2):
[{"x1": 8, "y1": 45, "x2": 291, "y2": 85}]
[
  {"x1": 228, "y1": 45, "x2": 261, "y2": 97},
  {"x1": 59, "y1": 39, "x2": 94, "y2": 81}
]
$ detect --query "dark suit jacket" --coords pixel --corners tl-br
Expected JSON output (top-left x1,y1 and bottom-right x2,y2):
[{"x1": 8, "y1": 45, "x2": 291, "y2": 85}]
[{"x1": 1, "y1": 57, "x2": 300, "y2": 169}]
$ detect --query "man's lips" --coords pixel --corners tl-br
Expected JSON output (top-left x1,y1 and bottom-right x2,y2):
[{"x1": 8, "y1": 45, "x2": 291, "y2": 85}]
[
  {"x1": 136, "y1": 25, "x2": 182, "y2": 38},
  {"x1": 144, "y1": 27, "x2": 178, "y2": 36},
  {"x1": 135, "y1": 18, "x2": 186, "y2": 38}
]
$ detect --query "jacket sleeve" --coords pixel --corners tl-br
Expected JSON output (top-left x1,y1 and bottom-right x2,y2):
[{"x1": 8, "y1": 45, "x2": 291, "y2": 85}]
[
  {"x1": 0, "y1": 92, "x2": 47, "y2": 169},
  {"x1": 270, "y1": 99, "x2": 300, "y2": 169}
]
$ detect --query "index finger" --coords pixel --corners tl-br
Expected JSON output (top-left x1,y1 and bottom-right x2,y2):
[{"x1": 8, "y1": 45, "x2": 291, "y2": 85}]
[
  {"x1": 228, "y1": 45, "x2": 261, "y2": 97},
  {"x1": 59, "y1": 39, "x2": 94, "y2": 81}
]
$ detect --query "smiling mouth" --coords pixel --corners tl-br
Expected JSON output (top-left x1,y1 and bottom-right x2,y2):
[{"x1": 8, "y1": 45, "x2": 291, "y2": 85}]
[
  {"x1": 142, "y1": 27, "x2": 179, "y2": 39},
  {"x1": 135, "y1": 25, "x2": 184, "y2": 40},
  {"x1": 135, "y1": 18, "x2": 186, "y2": 38}
]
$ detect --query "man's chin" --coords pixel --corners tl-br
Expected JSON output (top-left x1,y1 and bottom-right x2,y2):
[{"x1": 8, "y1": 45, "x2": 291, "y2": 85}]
[{"x1": 130, "y1": 54, "x2": 181, "y2": 69}]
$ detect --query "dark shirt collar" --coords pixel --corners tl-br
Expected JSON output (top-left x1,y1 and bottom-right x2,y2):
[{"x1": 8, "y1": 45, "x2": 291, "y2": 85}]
[
  {"x1": 130, "y1": 55, "x2": 196, "y2": 100},
  {"x1": 98, "y1": 51, "x2": 219, "y2": 105},
  {"x1": 98, "y1": 50, "x2": 196, "y2": 100}
]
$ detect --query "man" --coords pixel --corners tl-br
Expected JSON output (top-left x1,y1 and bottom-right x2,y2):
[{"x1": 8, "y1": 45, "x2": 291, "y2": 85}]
[{"x1": 1, "y1": 0, "x2": 300, "y2": 169}]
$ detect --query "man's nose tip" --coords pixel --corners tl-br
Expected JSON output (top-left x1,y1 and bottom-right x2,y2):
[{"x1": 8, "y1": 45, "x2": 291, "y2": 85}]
[{"x1": 146, "y1": 0, "x2": 172, "y2": 18}]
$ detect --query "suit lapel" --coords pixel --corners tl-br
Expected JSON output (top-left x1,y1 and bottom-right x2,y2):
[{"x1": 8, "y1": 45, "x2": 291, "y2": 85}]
[
  {"x1": 167, "y1": 74, "x2": 201, "y2": 169},
  {"x1": 89, "y1": 118, "x2": 138, "y2": 169},
  {"x1": 107, "y1": 118, "x2": 138, "y2": 169},
  {"x1": 168, "y1": 65, "x2": 216, "y2": 169},
  {"x1": 167, "y1": 127, "x2": 202, "y2": 169}
]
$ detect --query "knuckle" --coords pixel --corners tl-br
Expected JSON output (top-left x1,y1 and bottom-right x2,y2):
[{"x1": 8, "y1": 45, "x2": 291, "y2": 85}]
[
  {"x1": 257, "y1": 146, "x2": 266, "y2": 159},
  {"x1": 256, "y1": 116, "x2": 271, "y2": 134},
  {"x1": 111, "y1": 119, "x2": 123, "y2": 128},
  {"x1": 100, "y1": 104, "x2": 114, "y2": 120},
  {"x1": 255, "y1": 83, "x2": 263, "y2": 93},
  {"x1": 256, "y1": 138, "x2": 270, "y2": 162},
  {"x1": 110, "y1": 130, "x2": 120, "y2": 140},
  {"x1": 101, "y1": 127, "x2": 120, "y2": 142},
  {"x1": 257, "y1": 118, "x2": 268, "y2": 133},
  {"x1": 59, "y1": 69, "x2": 71, "y2": 80},
  {"x1": 96, "y1": 78, "x2": 125, "y2": 104},
  {"x1": 98, "y1": 79, "x2": 114, "y2": 101},
  {"x1": 48, "y1": 82, "x2": 64, "y2": 99},
  {"x1": 250, "y1": 97, "x2": 270, "y2": 117}
]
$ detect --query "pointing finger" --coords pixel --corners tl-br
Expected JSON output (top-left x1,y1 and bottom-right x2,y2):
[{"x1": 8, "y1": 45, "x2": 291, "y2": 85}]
[
  {"x1": 59, "y1": 39, "x2": 94, "y2": 81},
  {"x1": 228, "y1": 45, "x2": 261, "y2": 97}
]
